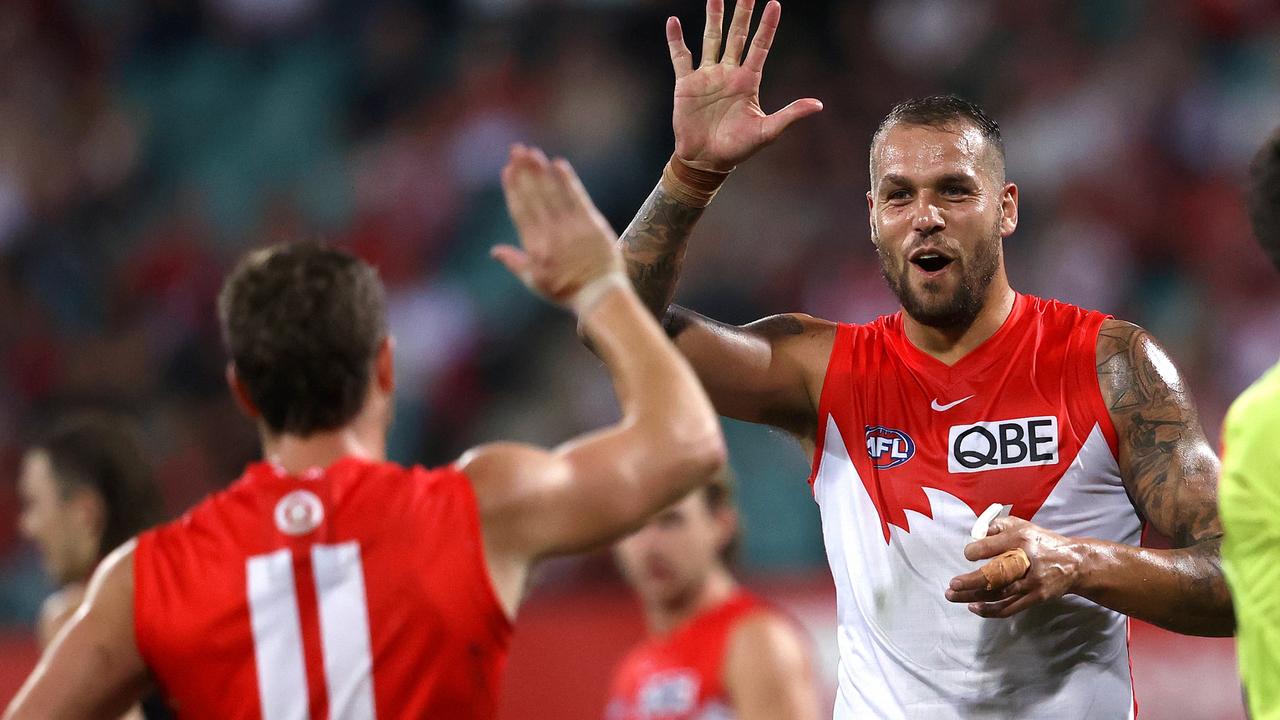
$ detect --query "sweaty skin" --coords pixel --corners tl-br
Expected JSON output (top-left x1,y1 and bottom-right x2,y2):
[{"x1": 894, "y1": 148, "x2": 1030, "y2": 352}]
[
  {"x1": 5, "y1": 149, "x2": 728, "y2": 719},
  {"x1": 614, "y1": 0, "x2": 1232, "y2": 636}
]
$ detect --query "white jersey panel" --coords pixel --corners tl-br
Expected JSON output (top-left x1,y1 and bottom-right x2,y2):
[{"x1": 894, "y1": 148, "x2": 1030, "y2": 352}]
[{"x1": 816, "y1": 415, "x2": 1140, "y2": 719}]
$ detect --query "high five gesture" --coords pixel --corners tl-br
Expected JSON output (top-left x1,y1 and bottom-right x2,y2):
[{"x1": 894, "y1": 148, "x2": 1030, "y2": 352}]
[{"x1": 666, "y1": 0, "x2": 823, "y2": 172}]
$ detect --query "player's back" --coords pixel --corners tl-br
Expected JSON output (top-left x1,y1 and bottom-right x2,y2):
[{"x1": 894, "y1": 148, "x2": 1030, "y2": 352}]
[{"x1": 133, "y1": 456, "x2": 511, "y2": 720}]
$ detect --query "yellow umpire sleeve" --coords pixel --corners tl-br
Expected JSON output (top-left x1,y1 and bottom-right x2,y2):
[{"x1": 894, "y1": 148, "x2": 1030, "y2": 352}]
[{"x1": 1221, "y1": 361, "x2": 1280, "y2": 720}]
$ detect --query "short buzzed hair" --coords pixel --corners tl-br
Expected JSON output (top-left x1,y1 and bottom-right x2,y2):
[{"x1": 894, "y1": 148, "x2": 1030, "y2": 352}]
[
  {"x1": 1249, "y1": 126, "x2": 1280, "y2": 273},
  {"x1": 871, "y1": 95, "x2": 1006, "y2": 178},
  {"x1": 218, "y1": 242, "x2": 387, "y2": 436}
]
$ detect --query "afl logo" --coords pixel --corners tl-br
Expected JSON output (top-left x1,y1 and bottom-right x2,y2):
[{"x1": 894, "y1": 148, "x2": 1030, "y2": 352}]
[
  {"x1": 274, "y1": 490, "x2": 324, "y2": 536},
  {"x1": 865, "y1": 425, "x2": 916, "y2": 469}
]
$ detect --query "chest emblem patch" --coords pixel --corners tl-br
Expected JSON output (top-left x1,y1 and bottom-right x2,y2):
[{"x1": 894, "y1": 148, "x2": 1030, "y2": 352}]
[{"x1": 865, "y1": 425, "x2": 916, "y2": 469}]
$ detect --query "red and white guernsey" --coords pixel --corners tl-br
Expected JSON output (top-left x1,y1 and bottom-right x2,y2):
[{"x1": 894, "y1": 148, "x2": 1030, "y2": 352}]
[
  {"x1": 605, "y1": 592, "x2": 768, "y2": 720},
  {"x1": 810, "y1": 293, "x2": 1141, "y2": 719},
  {"x1": 134, "y1": 457, "x2": 512, "y2": 720}
]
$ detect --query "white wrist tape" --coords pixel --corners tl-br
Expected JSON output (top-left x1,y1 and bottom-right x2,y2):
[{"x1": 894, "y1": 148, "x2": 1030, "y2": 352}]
[{"x1": 570, "y1": 271, "x2": 628, "y2": 318}]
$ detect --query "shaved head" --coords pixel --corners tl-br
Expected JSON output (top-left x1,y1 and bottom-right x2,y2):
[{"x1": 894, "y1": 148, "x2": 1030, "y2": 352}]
[{"x1": 871, "y1": 95, "x2": 1006, "y2": 183}]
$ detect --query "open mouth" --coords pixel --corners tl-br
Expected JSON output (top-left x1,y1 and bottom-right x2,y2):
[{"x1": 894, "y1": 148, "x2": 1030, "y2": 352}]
[{"x1": 910, "y1": 252, "x2": 954, "y2": 273}]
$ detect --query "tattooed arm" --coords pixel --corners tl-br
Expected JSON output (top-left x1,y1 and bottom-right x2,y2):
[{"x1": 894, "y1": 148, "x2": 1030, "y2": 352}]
[
  {"x1": 946, "y1": 319, "x2": 1233, "y2": 636},
  {"x1": 1081, "y1": 319, "x2": 1233, "y2": 635},
  {"x1": 596, "y1": 0, "x2": 827, "y2": 438},
  {"x1": 616, "y1": 173, "x2": 835, "y2": 440},
  {"x1": 621, "y1": 183, "x2": 833, "y2": 436}
]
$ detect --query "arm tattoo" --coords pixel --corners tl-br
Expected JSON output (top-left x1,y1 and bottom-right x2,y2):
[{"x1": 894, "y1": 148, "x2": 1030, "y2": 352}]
[
  {"x1": 1096, "y1": 321, "x2": 1222, "y2": 547},
  {"x1": 621, "y1": 183, "x2": 705, "y2": 317},
  {"x1": 1095, "y1": 320, "x2": 1232, "y2": 633}
]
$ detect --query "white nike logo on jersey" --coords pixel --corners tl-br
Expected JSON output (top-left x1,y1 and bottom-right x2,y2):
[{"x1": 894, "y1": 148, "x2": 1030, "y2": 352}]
[{"x1": 931, "y1": 395, "x2": 974, "y2": 412}]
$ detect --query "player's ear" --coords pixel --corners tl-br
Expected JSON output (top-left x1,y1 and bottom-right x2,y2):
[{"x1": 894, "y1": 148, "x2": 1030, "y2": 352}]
[
  {"x1": 374, "y1": 336, "x2": 395, "y2": 394},
  {"x1": 1000, "y1": 182, "x2": 1018, "y2": 238},
  {"x1": 866, "y1": 191, "x2": 880, "y2": 247},
  {"x1": 225, "y1": 363, "x2": 261, "y2": 420}
]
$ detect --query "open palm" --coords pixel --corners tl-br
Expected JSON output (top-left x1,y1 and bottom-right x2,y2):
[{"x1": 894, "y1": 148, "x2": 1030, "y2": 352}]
[{"x1": 667, "y1": 0, "x2": 823, "y2": 172}]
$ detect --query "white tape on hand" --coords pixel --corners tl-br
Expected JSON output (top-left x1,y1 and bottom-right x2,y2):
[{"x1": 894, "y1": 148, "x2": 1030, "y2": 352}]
[{"x1": 971, "y1": 503, "x2": 1011, "y2": 541}]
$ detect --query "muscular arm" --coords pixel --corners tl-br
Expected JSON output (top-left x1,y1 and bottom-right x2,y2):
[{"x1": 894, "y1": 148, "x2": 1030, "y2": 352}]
[
  {"x1": 5, "y1": 542, "x2": 151, "y2": 720},
  {"x1": 619, "y1": 181, "x2": 833, "y2": 438},
  {"x1": 952, "y1": 320, "x2": 1234, "y2": 635},
  {"x1": 464, "y1": 149, "x2": 726, "y2": 617},
  {"x1": 1083, "y1": 319, "x2": 1233, "y2": 636},
  {"x1": 465, "y1": 287, "x2": 726, "y2": 615},
  {"x1": 622, "y1": 181, "x2": 705, "y2": 317},
  {"x1": 605, "y1": 0, "x2": 826, "y2": 436},
  {"x1": 723, "y1": 613, "x2": 820, "y2": 720}
]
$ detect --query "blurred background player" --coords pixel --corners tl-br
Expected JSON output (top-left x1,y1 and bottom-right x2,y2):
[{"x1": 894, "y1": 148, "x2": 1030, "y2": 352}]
[
  {"x1": 612, "y1": 0, "x2": 1233, "y2": 716},
  {"x1": 4, "y1": 147, "x2": 726, "y2": 719},
  {"x1": 1220, "y1": 125, "x2": 1280, "y2": 720},
  {"x1": 17, "y1": 412, "x2": 164, "y2": 651},
  {"x1": 17, "y1": 412, "x2": 168, "y2": 720},
  {"x1": 607, "y1": 472, "x2": 818, "y2": 720}
]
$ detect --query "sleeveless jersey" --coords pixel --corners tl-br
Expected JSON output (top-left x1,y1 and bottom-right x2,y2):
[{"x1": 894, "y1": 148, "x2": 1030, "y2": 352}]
[
  {"x1": 604, "y1": 592, "x2": 768, "y2": 720},
  {"x1": 133, "y1": 457, "x2": 512, "y2": 720},
  {"x1": 809, "y1": 293, "x2": 1141, "y2": 719}
]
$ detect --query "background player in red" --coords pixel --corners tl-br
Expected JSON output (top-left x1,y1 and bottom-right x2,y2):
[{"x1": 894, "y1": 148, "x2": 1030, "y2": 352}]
[
  {"x1": 606, "y1": 473, "x2": 819, "y2": 720},
  {"x1": 610, "y1": 0, "x2": 1234, "y2": 716},
  {"x1": 4, "y1": 146, "x2": 727, "y2": 719}
]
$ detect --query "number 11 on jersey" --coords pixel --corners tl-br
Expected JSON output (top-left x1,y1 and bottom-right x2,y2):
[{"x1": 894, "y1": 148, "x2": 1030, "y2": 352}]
[{"x1": 247, "y1": 541, "x2": 377, "y2": 720}]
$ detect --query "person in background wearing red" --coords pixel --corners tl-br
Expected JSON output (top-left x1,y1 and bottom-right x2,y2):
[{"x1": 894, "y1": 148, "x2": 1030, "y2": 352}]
[
  {"x1": 5, "y1": 147, "x2": 726, "y2": 720},
  {"x1": 607, "y1": 471, "x2": 819, "y2": 720}
]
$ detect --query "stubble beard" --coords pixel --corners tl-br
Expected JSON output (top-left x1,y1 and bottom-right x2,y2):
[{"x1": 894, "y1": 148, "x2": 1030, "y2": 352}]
[{"x1": 876, "y1": 219, "x2": 1002, "y2": 331}]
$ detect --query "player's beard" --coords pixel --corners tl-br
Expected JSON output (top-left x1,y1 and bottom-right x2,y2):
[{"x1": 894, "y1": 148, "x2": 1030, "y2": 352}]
[{"x1": 876, "y1": 218, "x2": 1002, "y2": 331}]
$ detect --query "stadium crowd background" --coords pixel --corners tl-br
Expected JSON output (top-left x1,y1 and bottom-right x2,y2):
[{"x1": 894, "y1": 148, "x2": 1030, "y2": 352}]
[{"x1": 0, "y1": 0, "x2": 1275, "y2": 717}]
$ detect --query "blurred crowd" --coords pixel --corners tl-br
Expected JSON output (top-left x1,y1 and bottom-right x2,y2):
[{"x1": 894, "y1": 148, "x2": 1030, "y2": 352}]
[{"x1": 1, "y1": 0, "x2": 1278, "y2": 626}]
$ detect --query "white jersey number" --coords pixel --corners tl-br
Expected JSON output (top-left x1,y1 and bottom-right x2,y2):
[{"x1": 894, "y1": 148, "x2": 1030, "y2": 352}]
[{"x1": 246, "y1": 542, "x2": 377, "y2": 720}]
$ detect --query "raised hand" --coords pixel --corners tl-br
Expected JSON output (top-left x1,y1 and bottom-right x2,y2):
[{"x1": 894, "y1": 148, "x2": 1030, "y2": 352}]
[
  {"x1": 493, "y1": 145, "x2": 625, "y2": 311},
  {"x1": 666, "y1": 0, "x2": 823, "y2": 172}
]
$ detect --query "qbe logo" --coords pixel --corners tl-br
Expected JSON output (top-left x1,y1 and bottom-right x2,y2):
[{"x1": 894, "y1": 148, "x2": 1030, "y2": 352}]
[
  {"x1": 948, "y1": 416, "x2": 1058, "y2": 473},
  {"x1": 865, "y1": 426, "x2": 916, "y2": 469}
]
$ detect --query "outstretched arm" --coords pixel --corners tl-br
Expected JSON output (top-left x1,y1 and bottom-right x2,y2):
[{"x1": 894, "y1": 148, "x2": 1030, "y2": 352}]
[
  {"x1": 615, "y1": 0, "x2": 827, "y2": 434},
  {"x1": 464, "y1": 147, "x2": 727, "y2": 616},
  {"x1": 946, "y1": 320, "x2": 1233, "y2": 636},
  {"x1": 5, "y1": 543, "x2": 151, "y2": 719}
]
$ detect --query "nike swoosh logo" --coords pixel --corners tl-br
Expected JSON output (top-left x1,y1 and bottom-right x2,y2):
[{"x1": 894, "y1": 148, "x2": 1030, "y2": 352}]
[{"x1": 931, "y1": 395, "x2": 974, "y2": 412}]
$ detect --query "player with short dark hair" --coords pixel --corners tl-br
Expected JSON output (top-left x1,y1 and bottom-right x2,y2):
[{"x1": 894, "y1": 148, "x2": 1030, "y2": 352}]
[
  {"x1": 1220, "y1": 125, "x2": 1280, "y2": 720},
  {"x1": 612, "y1": 1, "x2": 1233, "y2": 716},
  {"x1": 217, "y1": 243, "x2": 389, "y2": 437},
  {"x1": 606, "y1": 474, "x2": 819, "y2": 720},
  {"x1": 5, "y1": 147, "x2": 727, "y2": 720}
]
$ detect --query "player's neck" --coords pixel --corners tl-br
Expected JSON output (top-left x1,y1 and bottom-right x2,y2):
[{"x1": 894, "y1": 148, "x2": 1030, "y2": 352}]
[
  {"x1": 902, "y1": 279, "x2": 1016, "y2": 366},
  {"x1": 260, "y1": 411, "x2": 388, "y2": 477},
  {"x1": 647, "y1": 565, "x2": 738, "y2": 636}
]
